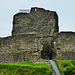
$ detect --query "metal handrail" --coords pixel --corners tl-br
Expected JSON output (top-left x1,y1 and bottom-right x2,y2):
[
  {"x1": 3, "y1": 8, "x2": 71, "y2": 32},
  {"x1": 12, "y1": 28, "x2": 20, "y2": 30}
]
[{"x1": 19, "y1": 9, "x2": 30, "y2": 13}]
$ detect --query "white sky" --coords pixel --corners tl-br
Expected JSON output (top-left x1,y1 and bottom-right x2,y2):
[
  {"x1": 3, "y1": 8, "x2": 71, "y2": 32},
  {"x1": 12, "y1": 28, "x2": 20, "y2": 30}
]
[{"x1": 0, "y1": 0, "x2": 75, "y2": 37}]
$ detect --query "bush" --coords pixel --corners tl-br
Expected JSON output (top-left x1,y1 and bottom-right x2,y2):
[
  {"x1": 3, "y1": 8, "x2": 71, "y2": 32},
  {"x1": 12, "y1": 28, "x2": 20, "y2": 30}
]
[
  {"x1": 0, "y1": 65, "x2": 53, "y2": 75},
  {"x1": 57, "y1": 60, "x2": 75, "y2": 75},
  {"x1": 70, "y1": 60, "x2": 75, "y2": 66},
  {"x1": 63, "y1": 65, "x2": 75, "y2": 75}
]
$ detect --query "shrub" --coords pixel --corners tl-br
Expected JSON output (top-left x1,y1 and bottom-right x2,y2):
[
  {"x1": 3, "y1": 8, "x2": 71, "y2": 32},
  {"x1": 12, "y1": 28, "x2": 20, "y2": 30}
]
[
  {"x1": 0, "y1": 65, "x2": 53, "y2": 75},
  {"x1": 57, "y1": 60, "x2": 75, "y2": 75},
  {"x1": 70, "y1": 60, "x2": 75, "y2": 66}
]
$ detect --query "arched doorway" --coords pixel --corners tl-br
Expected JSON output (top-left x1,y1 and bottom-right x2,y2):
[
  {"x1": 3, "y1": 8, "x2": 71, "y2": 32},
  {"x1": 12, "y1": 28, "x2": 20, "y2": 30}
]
[{"x1": 41, "y1": 42, "x2": 53, "y2": 60}]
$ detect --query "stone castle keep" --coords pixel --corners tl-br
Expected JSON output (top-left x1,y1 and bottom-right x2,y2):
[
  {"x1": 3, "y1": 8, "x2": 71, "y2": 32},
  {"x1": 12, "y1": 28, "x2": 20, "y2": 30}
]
[{"x1": 0, "y1": 7, "x2": 75, "y2": 63}]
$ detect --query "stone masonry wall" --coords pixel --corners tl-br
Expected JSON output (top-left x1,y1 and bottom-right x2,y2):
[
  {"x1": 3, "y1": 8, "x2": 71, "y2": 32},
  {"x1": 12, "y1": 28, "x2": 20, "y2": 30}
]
[
  {"x1": 0, "y1": 7, "x2": 75, "y2": 63},
  {"x1": 0, "y1": 7, "x2": 59, "y2": 63},
  {"x1": 0, "y1": 34, "x2": 43, "y2": 63},
  {"x1": 56, "y1": 32, "x2": 75, "y2": 60},
  {"x1": 0, "y1": 33, "x2": 54, "y2": 63},
  {"x1": 0, "y1": 34, "x2": 37, "y2": 53},
  {"x1": 12, "y1": 7, "x2": 58, "y2": 36}
]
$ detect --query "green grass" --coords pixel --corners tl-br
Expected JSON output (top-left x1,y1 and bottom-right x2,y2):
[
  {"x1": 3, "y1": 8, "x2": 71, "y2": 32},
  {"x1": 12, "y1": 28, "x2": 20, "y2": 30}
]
[
  {"x1": 57, "y1": 60, "x2": 75, "y2": 75},
  {"x1": 0, "y1": 61, "x2": 49, "y2": 67},
  {"x1": 1, "y1": 60, "x2": 75, "y2": 75},
  {"x1": 0, "y1": 60, "x2": 53, "y2": 75}
]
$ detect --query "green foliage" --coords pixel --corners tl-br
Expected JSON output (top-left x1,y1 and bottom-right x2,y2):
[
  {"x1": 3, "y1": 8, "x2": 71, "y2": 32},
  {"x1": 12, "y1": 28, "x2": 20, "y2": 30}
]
[
  {"x1": 70, "y1": 60, "x2": 75, "y2": 66},
  {"x1": 0, "y1": 65, "x2": 53, "y2": 75},
  {"x1": 57, "y1": 60, "x2": 75, "y2": 75},
  {"x1": 63, "y1": 65, "x2": 75, "y2": 75},
  {"x1": 0, "y1": 61, "x2": 53, "y2": 75}
]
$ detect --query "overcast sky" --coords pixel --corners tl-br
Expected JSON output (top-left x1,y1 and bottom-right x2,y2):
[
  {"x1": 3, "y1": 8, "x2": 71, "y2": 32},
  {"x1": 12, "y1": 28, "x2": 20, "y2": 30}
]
[{"x1": 0, "y1": 0, "x2": 75, "y2": 37}]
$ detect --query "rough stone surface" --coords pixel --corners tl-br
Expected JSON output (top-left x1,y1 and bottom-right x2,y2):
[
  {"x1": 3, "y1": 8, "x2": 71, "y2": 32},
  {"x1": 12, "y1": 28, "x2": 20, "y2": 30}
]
[
  {"x1": 12, "y1": 7, "x2": 58, "y2": 36},
  {"x1": 0, "y1": 34, "x2": 43, "y2": 63},
  {"x1": 57, "y1": 51, "x2": 75, "y2": 60},
  {"x1": 0, "y1": 7, "x2": 75, "y2": 63},
  {"x1": 0, "y1": 34, "x2": 37, "y2": 53},
  {"x1": 0, "y1": 34, "x2": 53, "y2": 63},
  {"x1": 56, "y1": 32, "x2": 75, "y2": 60},
  {"x1": 59, "y1": 32, "x2": 75, "y2": 52}
]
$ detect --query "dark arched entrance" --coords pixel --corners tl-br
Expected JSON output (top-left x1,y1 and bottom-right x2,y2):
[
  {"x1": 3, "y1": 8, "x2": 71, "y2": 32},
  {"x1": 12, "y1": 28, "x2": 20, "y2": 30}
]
[{"x1": 41, "y1": 42, "x2": 53, "y2": 60}]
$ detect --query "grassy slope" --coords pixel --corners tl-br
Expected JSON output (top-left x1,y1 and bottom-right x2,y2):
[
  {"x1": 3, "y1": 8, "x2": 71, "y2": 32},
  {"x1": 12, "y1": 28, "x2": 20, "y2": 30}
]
[
  {"x1": 1, "y1": 60, "x2": 75, "y2": 75},
  {"x1": 57, "y1": 60, "x2": 75, "y2": 75},
  {"x1": 0, "y1": 61, "x2": 53, "y2": 75}
]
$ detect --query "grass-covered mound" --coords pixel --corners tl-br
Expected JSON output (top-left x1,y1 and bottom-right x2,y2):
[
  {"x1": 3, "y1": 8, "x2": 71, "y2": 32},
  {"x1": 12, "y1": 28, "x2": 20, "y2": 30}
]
[
  {"x1": 0, "y1": 61, "x2": 53, "y2": 75},
  {"x1": 57, "y1": 60, "x2": 75, "y2": 75}
]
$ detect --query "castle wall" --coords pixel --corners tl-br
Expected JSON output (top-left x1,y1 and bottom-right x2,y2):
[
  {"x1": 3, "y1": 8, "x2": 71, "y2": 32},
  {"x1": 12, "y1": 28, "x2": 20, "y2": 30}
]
[
  {"x1": 0, "y1": 34, "x2": 43, "y2": 63},
  {"x1": 0, "y1": 33, "x2": 54, "y2": 63},
  {"x1": 59, "y1": 32, "x2": 75, "y2": 52},
  {"x1": 12, "y1": 7, "x2": 58, "y2": 36},
  {"x1": 0, "y1": 34, "x2": 36, "y2": 52},
  {"x1": 56, "y1": 32, "x2": 75, "y2": 60},
  {"x1": 0, "y1": 7, "x2": 75, "y2": 63}
]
